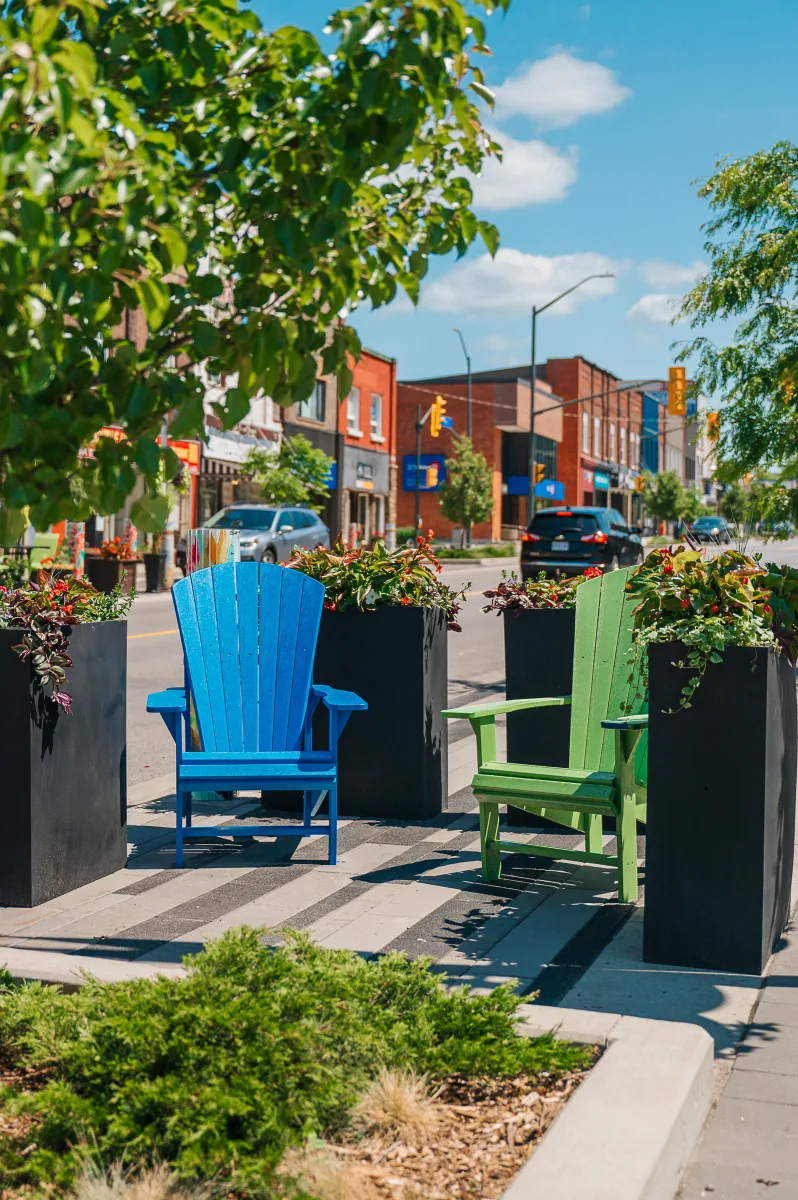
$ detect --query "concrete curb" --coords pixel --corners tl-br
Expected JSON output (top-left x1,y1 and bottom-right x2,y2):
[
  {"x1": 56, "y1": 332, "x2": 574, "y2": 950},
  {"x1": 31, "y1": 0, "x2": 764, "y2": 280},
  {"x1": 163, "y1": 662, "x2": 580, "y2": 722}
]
[{"x1": 506, "y1": 1004, "x2": 713, "y2": 1200}]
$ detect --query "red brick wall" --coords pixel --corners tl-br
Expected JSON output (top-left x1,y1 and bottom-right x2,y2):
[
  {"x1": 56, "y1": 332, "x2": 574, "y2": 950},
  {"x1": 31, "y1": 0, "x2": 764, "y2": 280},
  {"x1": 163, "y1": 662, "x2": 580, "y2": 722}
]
[{"x1": 396, "y1": 381, "x2": 501, "y2": 540}]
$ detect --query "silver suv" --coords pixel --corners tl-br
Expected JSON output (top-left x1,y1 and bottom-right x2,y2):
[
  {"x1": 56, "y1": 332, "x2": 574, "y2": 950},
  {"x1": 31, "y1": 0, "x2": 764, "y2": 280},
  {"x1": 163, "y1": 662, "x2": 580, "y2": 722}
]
[{"x1": 204, "y1": 504, "x2": 330, "y2": 563}]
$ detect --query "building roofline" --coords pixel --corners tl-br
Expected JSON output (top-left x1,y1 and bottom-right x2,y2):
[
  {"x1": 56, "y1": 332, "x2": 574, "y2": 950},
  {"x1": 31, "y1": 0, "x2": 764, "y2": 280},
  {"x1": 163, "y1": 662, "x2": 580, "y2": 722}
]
[{"x1": 361, "y1": 346, "x2": 397, "y2": 365}]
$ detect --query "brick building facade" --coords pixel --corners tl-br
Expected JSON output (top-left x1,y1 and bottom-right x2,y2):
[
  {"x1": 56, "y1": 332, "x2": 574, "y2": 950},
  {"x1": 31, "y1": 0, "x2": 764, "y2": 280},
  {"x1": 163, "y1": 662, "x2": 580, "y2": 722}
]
[{"x1": 396, "y1": 373, "x2": 563, "y2": 541}]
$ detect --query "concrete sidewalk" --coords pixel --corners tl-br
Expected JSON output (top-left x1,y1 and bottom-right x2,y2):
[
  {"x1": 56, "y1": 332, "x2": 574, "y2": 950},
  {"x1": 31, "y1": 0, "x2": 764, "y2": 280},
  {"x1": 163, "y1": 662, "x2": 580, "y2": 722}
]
[{"x1": 678, "y1": 912, "x2": 798, "y2": 1199}]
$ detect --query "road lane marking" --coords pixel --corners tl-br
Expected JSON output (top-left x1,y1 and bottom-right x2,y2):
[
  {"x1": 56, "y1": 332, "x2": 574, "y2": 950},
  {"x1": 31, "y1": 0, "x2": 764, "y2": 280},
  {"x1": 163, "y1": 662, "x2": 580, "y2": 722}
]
[{"x1": 128, "y1": 628, "x2": 178, "y2": 640}]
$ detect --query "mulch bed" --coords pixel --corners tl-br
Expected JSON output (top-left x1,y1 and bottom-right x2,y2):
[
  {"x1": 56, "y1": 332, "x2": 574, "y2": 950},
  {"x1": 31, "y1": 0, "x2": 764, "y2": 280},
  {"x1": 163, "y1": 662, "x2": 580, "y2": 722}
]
[{"x1": 333, "y1": 1064, "x2": 597, "y2": 1199}]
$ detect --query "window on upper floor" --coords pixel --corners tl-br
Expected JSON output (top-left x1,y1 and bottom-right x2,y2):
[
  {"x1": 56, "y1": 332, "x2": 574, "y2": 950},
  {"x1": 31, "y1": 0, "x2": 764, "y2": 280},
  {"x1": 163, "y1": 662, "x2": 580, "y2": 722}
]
[
  {"x1": 609, "y1": 424, "x2": 617, "y2": 462},
  {"x1": 347, "y1": 387, "x2": 361, "y2": 434},
  {"x1": 297, "y1": 379, "x2": 326, "y2": 423},
  {"x1": 371, "y1": 392, "x2": 383, "y2": 439},
  {"x1": 593, "y1": 416, "x2": 601, "y2": 458},
  {"x1": 582, "y1": 410, "x2": 590, "y2": 453},
  {"x1": 620, "y1": 427, "x2": 627, "y2": 465}
]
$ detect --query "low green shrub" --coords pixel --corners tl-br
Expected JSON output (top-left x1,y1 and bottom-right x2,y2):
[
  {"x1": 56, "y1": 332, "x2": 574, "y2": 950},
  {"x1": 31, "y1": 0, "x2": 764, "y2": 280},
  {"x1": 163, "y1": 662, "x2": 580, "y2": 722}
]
[
  {"x1": 0, "y1": 930, "x2": 592, "y2": 1197},
  {"x1": 433, "y1": 543, "x2": 517, "y2": 559}
]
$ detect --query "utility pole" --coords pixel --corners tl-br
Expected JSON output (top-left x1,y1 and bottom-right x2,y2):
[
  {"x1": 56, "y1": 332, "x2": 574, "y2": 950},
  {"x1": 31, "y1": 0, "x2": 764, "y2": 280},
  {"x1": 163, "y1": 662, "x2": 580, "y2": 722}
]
[
  {"x1": 415, "y1": 403, "x2": 422, "y2": 536},
  {"x1": 527, "y1": 273, "x2": 615, "y2": 525},
  {"x1": 453, "y1": 328, "x2": 472, "y2": 545}
]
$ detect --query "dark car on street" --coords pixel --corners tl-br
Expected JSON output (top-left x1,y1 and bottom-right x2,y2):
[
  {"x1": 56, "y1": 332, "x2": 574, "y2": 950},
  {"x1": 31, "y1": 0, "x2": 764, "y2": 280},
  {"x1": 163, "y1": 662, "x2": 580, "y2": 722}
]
[
  {"x1": 689, "y1": 515, "x2": 732, "y2": 544},
  {"x1": 520, "y1": 506, "x2": 644, "y2": 580},
  {"x1": 201, "y1": 503, "x2": 331, "y2": 563}
]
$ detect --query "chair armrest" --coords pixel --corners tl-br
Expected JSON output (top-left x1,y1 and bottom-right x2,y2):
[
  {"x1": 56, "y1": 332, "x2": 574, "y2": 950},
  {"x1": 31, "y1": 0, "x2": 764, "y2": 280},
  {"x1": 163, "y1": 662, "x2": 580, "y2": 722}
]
[
  {"x1": 442, "y1": 696, "x2": 572, "y2": 720},
  {"x1": 147, "y1": 688, "x2": 188, "y2": 714},
  {"x1": 312, "y1": 684, "x2": 368, "y2": 712},
  {"x1": 601, "y1": 714, "x2": 649, "y2": 729}
]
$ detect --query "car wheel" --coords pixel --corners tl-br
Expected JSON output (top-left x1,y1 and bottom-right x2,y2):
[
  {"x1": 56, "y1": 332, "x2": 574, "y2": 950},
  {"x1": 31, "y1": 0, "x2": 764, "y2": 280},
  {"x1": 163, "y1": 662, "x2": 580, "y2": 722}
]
[
  {"x1": 259, "y1": 547, "x2": 277, "y2": 564},
  {"x1": 606, "y1": 555, "x2": 620, "y2": 572}
]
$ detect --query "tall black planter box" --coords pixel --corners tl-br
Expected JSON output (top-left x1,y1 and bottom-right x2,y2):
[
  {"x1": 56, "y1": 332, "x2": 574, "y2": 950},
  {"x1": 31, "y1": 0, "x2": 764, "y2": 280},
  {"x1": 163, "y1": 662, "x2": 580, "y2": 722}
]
[
  {"x1": 312, "y1": 606, "x2": 448, "y2": 819},
  {"x1": 644, "y1": 643, "x2": 797, "y2": 975},
  {"x1": 85, "y1": 557, "x2": 137, "y2": 595},
  {"x1": 143, "y1": 551, "x2": 167, "y2": 593},
  {"x1": 504, "y1": 608, "x2": 575, "y2": 827},
  {"x1": 0, "y1": 621, "x2": 128, "y2": 907}
]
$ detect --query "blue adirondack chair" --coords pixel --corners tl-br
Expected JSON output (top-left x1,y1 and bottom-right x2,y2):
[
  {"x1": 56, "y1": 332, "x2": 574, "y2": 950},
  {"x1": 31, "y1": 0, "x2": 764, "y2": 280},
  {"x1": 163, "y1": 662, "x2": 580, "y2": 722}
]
[{"x1": 146, "y1": 562, "x2": 366, "y2": 867}]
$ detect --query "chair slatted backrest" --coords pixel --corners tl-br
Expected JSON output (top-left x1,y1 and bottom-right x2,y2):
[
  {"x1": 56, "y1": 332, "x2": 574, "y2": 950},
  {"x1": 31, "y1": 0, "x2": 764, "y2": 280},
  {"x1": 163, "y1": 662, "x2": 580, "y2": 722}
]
[
  {"x1": 569, "y1": 567, "x2": 646, "y2": 774},
  {"x1": 171, "y1": 562, "x2": 325, "y2": 753}
]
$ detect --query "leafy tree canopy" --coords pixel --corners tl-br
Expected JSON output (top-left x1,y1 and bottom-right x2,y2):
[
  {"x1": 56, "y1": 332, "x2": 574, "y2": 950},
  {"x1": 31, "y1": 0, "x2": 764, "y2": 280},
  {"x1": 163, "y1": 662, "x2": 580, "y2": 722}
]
[
  {"x1": 439, "y1": 433, "x2": 494, "y2": 545},
  {"x1": 0, "y1": 0, "x2": 507, "y2": 538},
  {"x1": 681, "y1": 142, "x2": 798, "y2": 473},
  {"x1": 641, "y1": 471, "x2": 685, "y2": 523},
  {"x1": 244, "y1": 433, "x2": 333, "y2": 511}
]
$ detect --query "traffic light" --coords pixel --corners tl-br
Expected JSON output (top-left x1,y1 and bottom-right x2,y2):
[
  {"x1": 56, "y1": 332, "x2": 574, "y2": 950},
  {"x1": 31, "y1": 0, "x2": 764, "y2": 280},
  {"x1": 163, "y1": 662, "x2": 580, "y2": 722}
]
[
  {"x1": 533, "y1": 462, "x2": 545, "y2": 485},
  {"x1": 668, "y1": 366, "x2": 687, "y2": 415},
  {"x1": 426, "y1": 462, "x2": 439, "y2": 488},
  {"x1": 430, "y1": 394, "x2": 447, "y2": 437},
  {"x1": 707, "y1": 412, "x2": 719, "y2": 441},
  {"x1": 636, "y1": 475, "x2": 646, "y2": 492}
]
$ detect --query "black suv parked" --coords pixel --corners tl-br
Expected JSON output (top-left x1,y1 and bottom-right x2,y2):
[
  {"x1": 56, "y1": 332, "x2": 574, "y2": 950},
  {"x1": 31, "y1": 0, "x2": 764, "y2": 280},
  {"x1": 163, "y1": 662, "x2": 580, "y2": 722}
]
[{"x1": 520, "y1": 506, "x2": 644, "y2": 580}]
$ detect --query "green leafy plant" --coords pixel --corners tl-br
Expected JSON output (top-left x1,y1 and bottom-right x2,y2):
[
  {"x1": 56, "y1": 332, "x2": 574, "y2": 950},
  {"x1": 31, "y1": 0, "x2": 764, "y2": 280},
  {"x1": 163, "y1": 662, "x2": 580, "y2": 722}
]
[
  {"x1": 244, "y1": 434, "x2": 335, "y2": 513},
  {"x1": 0, "y1": 928, "x2": 594, "y2": 1196},
  {"x1": 626, "y1": 547, "x2": 781, "y2": 710},
  {"x1": 0, "y1": 575, "x2": 133, "y2": 712},
  {"x1": 439, "y1": 435, "x2": 495, "y2": 547},
  {"x1": 0, "y1": 0, "x2": 507, "y2": 542},
  {"x1": 641, "y1": 471, "x2": 697, "y2": 526},
  {"x1": 288, "y1": 537, "x2": 467, "y2": 629},
  {"x1": 483, "y1": 567, "x2": 603, "y2": 615}
]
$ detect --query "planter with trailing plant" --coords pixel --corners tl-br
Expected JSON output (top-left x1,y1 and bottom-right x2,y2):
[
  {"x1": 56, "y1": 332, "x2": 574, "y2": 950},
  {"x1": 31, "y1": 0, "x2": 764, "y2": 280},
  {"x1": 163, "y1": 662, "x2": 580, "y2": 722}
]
[
  {"x1": 482, "y1": 569, "x2": 602, "y2": 827},
  {"x1": 0, "y1": 576, "x2": 132, "y2": 906},
  {"x1": 85, "y1": 539, "x2": 138, "y2": 594},
  {"x1": 284, "y1": 538, "x2": 465, "y2": 819},
  {"x1": 630, "y1": 548, "x2": 798, "y2": 975}
]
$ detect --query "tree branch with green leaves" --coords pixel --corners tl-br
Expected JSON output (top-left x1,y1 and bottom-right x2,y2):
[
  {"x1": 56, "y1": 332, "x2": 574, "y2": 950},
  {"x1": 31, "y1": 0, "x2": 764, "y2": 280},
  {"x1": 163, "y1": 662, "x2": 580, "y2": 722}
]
[{"x1": 0, "y1": 0, "x2": 509, "y2": 540}]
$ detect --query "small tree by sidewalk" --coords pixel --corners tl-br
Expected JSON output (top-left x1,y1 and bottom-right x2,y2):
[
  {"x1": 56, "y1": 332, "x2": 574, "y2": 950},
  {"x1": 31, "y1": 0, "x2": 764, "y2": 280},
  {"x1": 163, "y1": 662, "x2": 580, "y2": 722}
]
[
  {"x1": 439, "y1": 435, "x2": 494, "y2": 548},
  {"x1": 244, "y1": 434, "x2": 334, "y2": 512},
  {"x1": 642, "y1": 471, "x2": 684, "y2": 526}
]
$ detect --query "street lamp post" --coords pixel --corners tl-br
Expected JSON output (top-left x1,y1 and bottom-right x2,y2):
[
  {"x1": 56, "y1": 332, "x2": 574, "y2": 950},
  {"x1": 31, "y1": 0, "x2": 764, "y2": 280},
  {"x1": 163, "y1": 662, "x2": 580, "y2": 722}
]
[
  {"x1": 453, "y1": 328, "x2": 472, "y2": 545},
  {"x1": 527, "y1": 273, "x2": 615, "y2": 522}
]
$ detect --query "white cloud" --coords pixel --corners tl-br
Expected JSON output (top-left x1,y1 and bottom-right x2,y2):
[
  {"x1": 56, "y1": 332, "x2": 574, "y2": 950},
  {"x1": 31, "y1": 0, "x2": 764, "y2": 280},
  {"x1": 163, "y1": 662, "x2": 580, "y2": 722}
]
[
  {"x1": 579, "y1": 5, "x2": 591, "y2": 18},
  {"x1": 422, "y1": 249, "x2": 623, "y2": 315},
  {"x1": 639, "y1": 259, "x2": 707, "y2": 288},
  {"x1": 481, "y1": 333, "x2": 511, "y2": 350},
  {"x1": 494, "y1": 53, "x2": 631, "y2": 130},
  {"x1": 626, "y1": 293, "x2": 686, "y2": 324},
  {"x1": 470, "y1": 132, "x2": 578, "y2": 210}
]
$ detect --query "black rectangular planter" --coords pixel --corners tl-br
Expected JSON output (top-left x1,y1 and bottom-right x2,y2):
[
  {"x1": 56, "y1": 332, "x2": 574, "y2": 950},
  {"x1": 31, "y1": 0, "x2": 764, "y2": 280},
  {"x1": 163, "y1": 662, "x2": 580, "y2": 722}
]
[
  {"x1": 504, "y1": 607, "x2": 575, "y2": 826},
  {"x1": 85, "y1": 557, "x2": 137, "y2": 594},
  {"x1": 0, "y1": 621, "x2": 128, "y2": 907},
  {"x1": 311, "y1": 605, "x2": 448, "y2": 819},
  {"x1": 644, "y1": 643, "x2": 797, "y2": 975}
]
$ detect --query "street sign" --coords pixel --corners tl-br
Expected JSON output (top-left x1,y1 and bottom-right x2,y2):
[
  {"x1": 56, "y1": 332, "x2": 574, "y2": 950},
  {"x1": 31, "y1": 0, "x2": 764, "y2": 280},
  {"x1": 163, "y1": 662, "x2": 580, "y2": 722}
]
[
  {"x1": 534, "y1": 478, "x2": 565, "y2": 501},
  {"x1": 402, "y1": 454, "x2": 446, "y2": 491},
  {"x1": 439, "y1": 416, "x2": 453, "y2": 429}
]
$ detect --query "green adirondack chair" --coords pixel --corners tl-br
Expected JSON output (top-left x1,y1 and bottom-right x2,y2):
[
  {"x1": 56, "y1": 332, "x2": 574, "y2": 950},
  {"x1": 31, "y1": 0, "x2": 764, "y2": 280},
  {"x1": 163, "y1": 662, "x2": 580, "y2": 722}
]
[{"x1": 443, "y1": 567, "x2": 648, "y2": 903}]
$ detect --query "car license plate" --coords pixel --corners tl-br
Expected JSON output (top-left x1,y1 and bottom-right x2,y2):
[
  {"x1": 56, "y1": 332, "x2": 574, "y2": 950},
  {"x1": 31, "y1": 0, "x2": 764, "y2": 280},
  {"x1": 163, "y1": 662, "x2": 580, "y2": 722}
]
[{"x1": 552, "y1": 541, "x2": 570, "y2": 551}]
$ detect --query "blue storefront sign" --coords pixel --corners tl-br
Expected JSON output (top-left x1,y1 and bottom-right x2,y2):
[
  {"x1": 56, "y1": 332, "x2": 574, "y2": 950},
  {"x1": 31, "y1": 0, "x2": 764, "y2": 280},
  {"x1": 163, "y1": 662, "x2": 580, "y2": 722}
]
[
  {"x1": 402, "y1": 454, "x2": 446, "y2": 491},
  {"x1": 534, "y1": 478, "x2": 565, "y2": 501},
  {"x1": 506, "y1": 475, "x2": 529, "y2": 496},
  {"x1": 323, "y1": 461, "x2": 337, "y2": 489},
  {"x1": 593, "y1": 471, "x2": 610, "y2": 492}
]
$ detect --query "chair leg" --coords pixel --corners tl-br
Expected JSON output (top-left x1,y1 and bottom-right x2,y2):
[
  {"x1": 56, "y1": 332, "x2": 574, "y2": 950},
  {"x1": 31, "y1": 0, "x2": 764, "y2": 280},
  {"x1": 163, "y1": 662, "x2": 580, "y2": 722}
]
[
  {"x1": 328, "y1": 786, "x2": 338, "y2": 866},
  {"x1": 303, "y1": 790, "x2": 314, "y2": 829},
  {"x1": 479, "y1": 801, "x2": 501, "y2": 881},
  {"x1": 175, "y1": 791, "x2": 185, "y2": 869},
  {"x1": 185, "y1": 790, "x2": 192, "y2": 828},
  {"x1": 616, "y1": 790, "x2": 638, "y2": 904},
  {"x1": 583, "y1": 812, "x2": 603, "y2": 856}
]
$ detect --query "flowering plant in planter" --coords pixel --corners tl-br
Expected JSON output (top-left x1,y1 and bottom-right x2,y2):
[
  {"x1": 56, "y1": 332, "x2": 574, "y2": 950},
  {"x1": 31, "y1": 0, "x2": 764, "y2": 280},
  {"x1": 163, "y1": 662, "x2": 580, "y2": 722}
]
[
  {"x1": 626, "y1": 547, "x2": 798, "y2": 709},
  {"x1": 0, "y1": 576, "x2": 133, "y2": 712},
  {"x1": 97, "y1": 537, "x2": 134, "y2": 561},
  {"x1": 287, "y1": 536, "x2": 467, "y2": 630},
  {"x1": 483, "y1": 567, "x2": 603, "y2": 615}
]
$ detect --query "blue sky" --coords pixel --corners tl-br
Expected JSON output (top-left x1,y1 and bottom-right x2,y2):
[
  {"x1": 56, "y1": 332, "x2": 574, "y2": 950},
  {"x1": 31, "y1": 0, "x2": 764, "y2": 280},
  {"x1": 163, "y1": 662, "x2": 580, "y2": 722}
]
[{"x1": 255, "y1": 0, "x2": 798, "y2": 384}]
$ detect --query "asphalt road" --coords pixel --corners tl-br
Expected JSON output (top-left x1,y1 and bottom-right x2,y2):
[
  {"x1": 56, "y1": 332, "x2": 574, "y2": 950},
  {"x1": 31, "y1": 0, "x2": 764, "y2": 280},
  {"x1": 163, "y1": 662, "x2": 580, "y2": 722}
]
[{"x1": 125, "y1": 561, "x2": 510, "y2": 786}]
